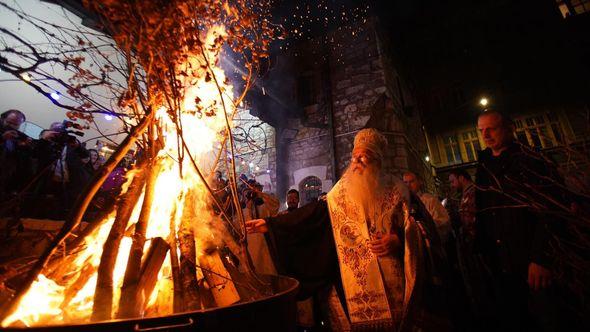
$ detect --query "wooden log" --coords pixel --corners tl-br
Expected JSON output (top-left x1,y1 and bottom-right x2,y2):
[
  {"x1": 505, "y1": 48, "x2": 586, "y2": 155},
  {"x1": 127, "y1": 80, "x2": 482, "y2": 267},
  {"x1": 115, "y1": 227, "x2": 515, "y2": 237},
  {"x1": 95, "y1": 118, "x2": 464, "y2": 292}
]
[
  {"x1": 167, "y1": 202, "x2": 183, "y2": 313},
  {"x1": 45, "y1": 214, "x2": 112, "y2": 280},
  {"x1": 197, "y1": 249, "x2": 240, "y2": 307},
  {"x1": 61, "y1": 263, "x2": 97, "y2": 309},
  {"x1": 176, "y1": 190, "x2": 202, "y2": 311},
  {"x1": 137, "y1": 237, "x2": 169, "y2": 312},
  {"x1": 91, "y1": 168, "x2": 147, "y2": 321},
  {"x1": 239, "y1": 241, "x2": 272, "y2": 295},
  {"x1": 117, "y1": 157, "x2": 160, "y2": 319},
  {"x1": 142, "y1": 273, "x2": 173, "y2": 318},
  {"x1": 197, "y1": 278, "x2": 216, "y2": 309},
  {"x1": 219, "y1": 249, "x2": 262, "y2": 302},
  {"x1": 61, "y1": 156, "x2": 149, "y2": 260}
]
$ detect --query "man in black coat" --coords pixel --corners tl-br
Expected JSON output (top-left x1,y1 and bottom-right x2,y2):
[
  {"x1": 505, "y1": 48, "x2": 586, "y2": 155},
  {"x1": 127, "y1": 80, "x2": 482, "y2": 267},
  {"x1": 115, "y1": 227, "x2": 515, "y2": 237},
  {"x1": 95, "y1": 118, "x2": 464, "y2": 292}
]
[
  {"x1": 475, "y1": 109, "x2": 567, "y2": 331},
  {"x1": 0, "y1": 110, "x2": 34, "y2": 203}
]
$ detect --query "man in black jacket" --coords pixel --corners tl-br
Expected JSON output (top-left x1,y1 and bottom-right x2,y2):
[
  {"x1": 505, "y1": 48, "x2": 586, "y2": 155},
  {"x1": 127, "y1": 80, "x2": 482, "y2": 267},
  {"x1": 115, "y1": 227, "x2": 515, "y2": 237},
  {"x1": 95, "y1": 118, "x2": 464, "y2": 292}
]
[
  {"x1": 0, "y1": 110, "x2": 33, "y2": 203},
  {"x1": 476, "y1": 110, "x2": 567, "y2": 330}
]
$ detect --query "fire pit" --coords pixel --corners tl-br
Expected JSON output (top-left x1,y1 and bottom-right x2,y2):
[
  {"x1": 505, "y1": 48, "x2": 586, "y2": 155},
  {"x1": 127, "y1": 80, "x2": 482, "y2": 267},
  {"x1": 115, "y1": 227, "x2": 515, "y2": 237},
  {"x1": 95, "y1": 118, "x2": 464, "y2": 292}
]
[{"x1": 2, "y1": 275, "x2": 298, "y2": 332}]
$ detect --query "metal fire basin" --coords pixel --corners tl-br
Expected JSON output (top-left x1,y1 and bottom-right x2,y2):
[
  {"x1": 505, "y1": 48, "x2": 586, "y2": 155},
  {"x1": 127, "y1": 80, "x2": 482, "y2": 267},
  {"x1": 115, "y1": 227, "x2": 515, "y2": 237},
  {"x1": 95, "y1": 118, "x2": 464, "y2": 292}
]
[{"x1": 3, "y1": 275, "x2": 299, "y2": 332}]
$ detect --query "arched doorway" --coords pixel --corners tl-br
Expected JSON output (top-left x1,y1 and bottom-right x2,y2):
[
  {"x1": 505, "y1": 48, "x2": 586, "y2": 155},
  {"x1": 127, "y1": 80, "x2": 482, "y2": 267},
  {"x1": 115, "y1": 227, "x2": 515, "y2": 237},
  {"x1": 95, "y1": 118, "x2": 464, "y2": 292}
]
[{"x1": 299, "y1": 176, "x2": 322, "y2": 206}]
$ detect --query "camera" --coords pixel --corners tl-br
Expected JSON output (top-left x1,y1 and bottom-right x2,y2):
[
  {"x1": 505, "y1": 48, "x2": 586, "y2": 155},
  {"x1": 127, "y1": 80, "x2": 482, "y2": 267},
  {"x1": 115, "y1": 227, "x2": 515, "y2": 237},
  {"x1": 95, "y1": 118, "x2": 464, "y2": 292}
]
[
  {"x1": 12, "y1": 130, "x2": 32, "y2": 142},
  {"x1": 240, "y1": 180, "x2": 264, "y2": 207},
  {"x1": 1, "y1": 130, "x2": 32, "y2": 151},
  {"x1": 51, "y1": 120, "x2": 85, "y2": 145},
  {"x1": 38, "y1": 120, "x2": 86, "y2": 162},
  {"x1": 244, "y1": 188, "x2": 257, "y2": 200}
]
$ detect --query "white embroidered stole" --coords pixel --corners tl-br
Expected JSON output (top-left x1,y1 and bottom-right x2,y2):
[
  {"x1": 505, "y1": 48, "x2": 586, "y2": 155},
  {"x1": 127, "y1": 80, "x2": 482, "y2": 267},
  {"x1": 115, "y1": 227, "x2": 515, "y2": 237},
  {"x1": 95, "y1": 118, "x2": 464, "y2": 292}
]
[{"x1": 326, "y1": 178, "x2": 399, "y2": 328}]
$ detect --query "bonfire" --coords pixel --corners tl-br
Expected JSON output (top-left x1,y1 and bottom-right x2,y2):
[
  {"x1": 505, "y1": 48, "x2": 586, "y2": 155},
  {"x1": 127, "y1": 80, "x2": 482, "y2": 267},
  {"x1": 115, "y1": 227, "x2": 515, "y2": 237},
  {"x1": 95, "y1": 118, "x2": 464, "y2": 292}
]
[{"x1": 0, "y1": 0, "x2": 280, "y2": 327}]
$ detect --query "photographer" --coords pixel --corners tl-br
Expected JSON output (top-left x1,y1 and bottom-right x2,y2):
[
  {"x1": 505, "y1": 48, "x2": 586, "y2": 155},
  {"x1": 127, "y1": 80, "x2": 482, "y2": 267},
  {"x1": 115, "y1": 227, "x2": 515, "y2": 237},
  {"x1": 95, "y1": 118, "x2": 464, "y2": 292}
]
[
  {"x1": 33, "y1": 121, "x2": 89, "y2": 219},
  {"x1": 0, "y1": 110, "x2": 34, "y2": 202},
  {"x1": 240, "y1": 178, "x2": 264, "y2": 209},
  {"x1": 241, "y1": 179, "x2": 280, "y2": 275}
]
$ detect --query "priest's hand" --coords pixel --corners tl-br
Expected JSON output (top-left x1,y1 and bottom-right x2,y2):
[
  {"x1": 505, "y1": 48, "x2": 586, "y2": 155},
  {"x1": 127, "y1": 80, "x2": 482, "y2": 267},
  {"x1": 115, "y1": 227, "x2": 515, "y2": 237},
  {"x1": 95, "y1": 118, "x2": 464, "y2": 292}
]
[
  {"x1": 369, "y1": 232, "x2": 401, "y2": 257},
  {"x1": 246, "y1": 219, "x2": 268, "y2": 233}
]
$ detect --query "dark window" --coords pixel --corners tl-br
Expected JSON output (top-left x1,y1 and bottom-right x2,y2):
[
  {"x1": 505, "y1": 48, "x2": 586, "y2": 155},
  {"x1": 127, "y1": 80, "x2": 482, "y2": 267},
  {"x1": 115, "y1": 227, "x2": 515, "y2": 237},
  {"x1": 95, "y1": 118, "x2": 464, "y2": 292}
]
[
  {"x1": 530, "y1": 128, "x2": 542, "y2": 148},
  {"x1": 516, "y1": 131, "x2": 529, "y2": 145},
  {"x1": 548, "y1": 113, "x2": 565, "y2": 144},
  {"x1": 297, "y1": 73, "x2": 317, "y2": 106},
  {"x1": 551, "y1": 124, "x2": 564, "y2": 143},
  {"x1": 571, "y1": 0, "x2": 590, "y2": 14},
  {"x1": 443, "y1": 135, "x2": 462, "y2": 164},
  {"x1": 461, "y1": 130, "x2": 480, "y2": 162},
  {"x1": 518, "y1": 113, "x2": 564, "y2": 148},
  {"x1": 556, "y1": 0, "x2": 590, "y2": 17},
  {"x1": 539, "y1": 126, "x2": 553, "y2": 147}
]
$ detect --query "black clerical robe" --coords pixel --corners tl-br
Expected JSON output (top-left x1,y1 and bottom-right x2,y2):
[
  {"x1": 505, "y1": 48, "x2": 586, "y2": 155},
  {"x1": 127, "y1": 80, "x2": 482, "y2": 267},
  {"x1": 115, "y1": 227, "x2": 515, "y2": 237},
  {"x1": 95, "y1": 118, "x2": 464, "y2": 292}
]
[
  {"x1": 263, "y1": 196, "x2": 451, "y2": 331},
  {"x1": 264, "y1": 200, "x2": 339, "y2": 300}
]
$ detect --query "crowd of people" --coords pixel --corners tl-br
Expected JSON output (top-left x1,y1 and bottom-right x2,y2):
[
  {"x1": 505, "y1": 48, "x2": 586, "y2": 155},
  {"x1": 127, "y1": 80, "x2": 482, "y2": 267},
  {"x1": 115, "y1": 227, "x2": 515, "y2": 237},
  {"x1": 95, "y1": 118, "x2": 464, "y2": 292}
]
[
  {"x1": 0, "y1": 109, "x2": 129, "y2": 223},
  {"x1": 246, "y1": 110, "x2": 583, "y2": 331},
  {"x1": 2, "y1": 107, "x2": 585, "y2": 330}
]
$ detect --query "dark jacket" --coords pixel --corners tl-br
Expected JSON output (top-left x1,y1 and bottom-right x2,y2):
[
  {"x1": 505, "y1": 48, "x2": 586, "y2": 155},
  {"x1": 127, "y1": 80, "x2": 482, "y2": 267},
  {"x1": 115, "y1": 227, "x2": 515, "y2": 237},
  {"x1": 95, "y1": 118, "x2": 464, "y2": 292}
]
[
  {"x1": 475, "y1": 142, "x2": 562, "y2": 279},
  {"x1": 0, "y1": 126, "x2": 34, "y2": 198}
]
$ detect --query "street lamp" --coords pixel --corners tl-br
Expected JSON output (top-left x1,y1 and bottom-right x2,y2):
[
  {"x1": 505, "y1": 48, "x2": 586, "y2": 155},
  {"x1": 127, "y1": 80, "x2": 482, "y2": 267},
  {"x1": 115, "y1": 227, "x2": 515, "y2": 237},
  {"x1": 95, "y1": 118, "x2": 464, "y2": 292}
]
[{"x1": 479, "y1": 97, "x2": 489, "y2": 107}]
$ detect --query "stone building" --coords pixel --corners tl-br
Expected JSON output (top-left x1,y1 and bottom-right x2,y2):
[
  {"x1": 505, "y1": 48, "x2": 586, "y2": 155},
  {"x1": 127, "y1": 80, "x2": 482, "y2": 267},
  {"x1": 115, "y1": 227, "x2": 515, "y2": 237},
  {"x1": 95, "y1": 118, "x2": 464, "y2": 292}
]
[
  {"x1": 250, "y1": 19, "x2": 434, "y2": 206},
  {"x1": 396, "y1": 0, "x2": 590, "y2": 196}
]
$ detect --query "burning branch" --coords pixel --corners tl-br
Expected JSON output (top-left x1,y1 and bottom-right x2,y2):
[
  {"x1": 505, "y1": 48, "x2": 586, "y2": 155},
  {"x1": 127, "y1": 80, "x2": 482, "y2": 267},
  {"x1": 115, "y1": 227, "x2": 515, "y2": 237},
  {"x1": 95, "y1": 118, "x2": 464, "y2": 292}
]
[
  {"x1": 92, "y1": 166, "x2": 147, "y2": 321},
  {"x1": 117, "y1": 129, "x2": 161, "y2": 319}
]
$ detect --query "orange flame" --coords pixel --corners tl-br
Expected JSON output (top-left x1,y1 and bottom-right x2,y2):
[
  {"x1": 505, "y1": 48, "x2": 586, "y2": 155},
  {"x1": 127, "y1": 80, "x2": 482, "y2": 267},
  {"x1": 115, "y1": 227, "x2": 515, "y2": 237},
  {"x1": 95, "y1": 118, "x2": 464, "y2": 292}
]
[{"x1": 2, "y1": 26, "x2": 237, "y2": 327}]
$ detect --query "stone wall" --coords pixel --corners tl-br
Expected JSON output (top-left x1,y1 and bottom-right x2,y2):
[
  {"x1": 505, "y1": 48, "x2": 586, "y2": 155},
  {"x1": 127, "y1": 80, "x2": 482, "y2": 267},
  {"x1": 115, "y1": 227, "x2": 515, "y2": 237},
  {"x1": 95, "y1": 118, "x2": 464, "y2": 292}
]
[{"x1": 252, "y1": 19, "x2": 436, "y2": 201}]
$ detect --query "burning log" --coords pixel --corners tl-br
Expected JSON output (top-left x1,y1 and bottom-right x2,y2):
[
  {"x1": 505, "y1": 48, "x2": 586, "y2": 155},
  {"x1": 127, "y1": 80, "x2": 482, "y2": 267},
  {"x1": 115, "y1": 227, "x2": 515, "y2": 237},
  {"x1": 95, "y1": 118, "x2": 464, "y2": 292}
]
[
  {"x1": 44, "y1": 161, "x2": 147, "y2": 281},
  {"x1": 198, "y1": 279, "x2": 217, "y2": 309},
  {"x1": 177, "y1": 190, "x2": 202, "y2": 311},
  {"x1": 117, "y1": 155, "x2": 161, "y2": 319},
  {"x1": 91, "y1": 167, "x2": 147, "y2": 321},
  {"x1": 220, "y1": 250, "x2": 262, "y2": 302},
  {"x1": 198, "y1": 248, "x2": 240, "y2": 308},
  {"x1": 61, "y1": 262, "x2": 97, "y2": 310},
  {"x1": 137, "y1": 237, "x2": 170, "y2": 311},
  {"x1": 167, "y1": 202, "x2": 183, "y2": 313}
]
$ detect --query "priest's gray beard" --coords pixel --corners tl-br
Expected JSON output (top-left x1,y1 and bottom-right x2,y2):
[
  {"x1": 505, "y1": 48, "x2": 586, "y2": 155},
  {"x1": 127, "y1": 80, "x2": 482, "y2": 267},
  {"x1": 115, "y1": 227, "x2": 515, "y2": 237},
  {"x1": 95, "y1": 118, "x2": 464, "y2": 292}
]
[{"x1": 343, "y1": 163, "x2": 385, "y2": 221}]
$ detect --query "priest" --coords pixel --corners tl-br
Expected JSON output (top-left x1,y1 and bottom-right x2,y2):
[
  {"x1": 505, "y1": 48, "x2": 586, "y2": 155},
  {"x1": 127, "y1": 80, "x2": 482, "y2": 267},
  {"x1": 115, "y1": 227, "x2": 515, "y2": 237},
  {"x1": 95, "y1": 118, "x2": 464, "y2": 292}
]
[{"x1": 247, "y1": 128, "x2": 448, "y2": 331}]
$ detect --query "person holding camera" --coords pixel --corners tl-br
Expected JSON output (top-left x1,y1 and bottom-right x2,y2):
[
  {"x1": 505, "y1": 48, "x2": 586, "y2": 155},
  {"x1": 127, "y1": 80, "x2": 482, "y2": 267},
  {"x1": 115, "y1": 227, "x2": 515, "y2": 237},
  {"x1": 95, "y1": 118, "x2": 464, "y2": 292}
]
[
  {"x1": 241, "y1": 178, "x2": 280, "y2": 276},
  {"x1": 33, "y1": 121, "x2": 90, "y2": 219},
  {"x1": 0, "y1": 109, "x2": 34, "y2": 203}
]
